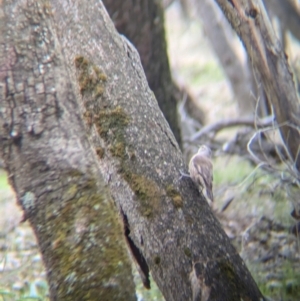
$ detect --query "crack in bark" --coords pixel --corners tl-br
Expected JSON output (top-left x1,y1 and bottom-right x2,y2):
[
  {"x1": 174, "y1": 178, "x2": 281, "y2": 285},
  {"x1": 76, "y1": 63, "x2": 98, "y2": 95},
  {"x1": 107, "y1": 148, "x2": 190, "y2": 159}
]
[{"x1": 121, "y1": 209, "x2": 151, "y2": 289}]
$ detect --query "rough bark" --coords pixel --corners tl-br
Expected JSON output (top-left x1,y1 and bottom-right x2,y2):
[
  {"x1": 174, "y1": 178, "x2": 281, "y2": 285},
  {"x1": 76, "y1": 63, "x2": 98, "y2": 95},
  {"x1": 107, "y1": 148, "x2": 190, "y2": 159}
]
[
  {"x1": 214, "y1": 0, "x2": 300, "y2": 172},
  {"x1": 0, "y1": 1, "x2": 136, "y2": 301},
  {"x1": 0, "y1": 1, "x2": 265, "y2": 301},
  {"x1": 103, "y1": 0, "x2": 182, "y2": 147}
]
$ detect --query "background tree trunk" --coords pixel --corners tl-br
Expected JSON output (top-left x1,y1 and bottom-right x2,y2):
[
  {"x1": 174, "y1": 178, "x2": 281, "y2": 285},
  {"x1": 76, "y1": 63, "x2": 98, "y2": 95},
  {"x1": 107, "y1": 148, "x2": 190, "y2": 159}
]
[
  {"x1": 191, "y1": 0, "x2": 256, "y2": 117},
  {"x1": 214, "y1": 0, "x2": 300, "y2": 171},
  {"x1": 0, "y1": 0, "x2": 265, "y2": 300},
  {"x1": 103, "y1": 0, "x2": 182, "y2": 146},
  {"x1": 263, "y1": 0, "x2": 300, "y2": 42}
]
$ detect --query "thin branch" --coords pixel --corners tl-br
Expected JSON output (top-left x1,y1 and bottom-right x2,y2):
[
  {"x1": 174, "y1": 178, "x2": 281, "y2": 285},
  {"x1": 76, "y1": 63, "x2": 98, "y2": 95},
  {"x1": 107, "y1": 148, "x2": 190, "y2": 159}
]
[{"x1": 189, "y1": 116, "x2": 273, "y2": 142}]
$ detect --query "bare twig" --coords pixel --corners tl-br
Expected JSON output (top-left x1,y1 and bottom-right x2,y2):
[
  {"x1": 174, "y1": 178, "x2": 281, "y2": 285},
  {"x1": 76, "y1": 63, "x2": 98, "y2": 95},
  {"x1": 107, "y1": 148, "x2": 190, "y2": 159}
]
[{"x1": 189, "y1": 116, "x2": 273, "y2": 142}]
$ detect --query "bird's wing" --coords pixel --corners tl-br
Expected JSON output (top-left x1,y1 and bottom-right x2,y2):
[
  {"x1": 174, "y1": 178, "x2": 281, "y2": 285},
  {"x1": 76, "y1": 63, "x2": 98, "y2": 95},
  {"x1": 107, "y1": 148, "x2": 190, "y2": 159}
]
[{"x1": 193, "y1": 156, "x2": 213, "y2": 188}]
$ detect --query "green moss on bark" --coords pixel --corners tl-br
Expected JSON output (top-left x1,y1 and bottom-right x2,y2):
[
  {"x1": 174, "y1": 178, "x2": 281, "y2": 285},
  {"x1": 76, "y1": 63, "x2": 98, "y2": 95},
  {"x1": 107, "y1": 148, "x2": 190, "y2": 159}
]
[
  {"x1": 124, "y1": 172, "x2": 161, "y2": 217},
  {"x1": 75, "y1": 57, "x2": 162, "y2": 218},
  {"x1": 96, "y1": 147, "x2": 105, "y2": 158},
  {"x1": 184, "y1": 247, "x2": 192, "y2": 258},
  {"x1": 166, "y1": 185, "x2": 183, "y2": 208},
  {"x1": 42, "y1": 172, "x2": 135, "y2": 301},
  {"x1": 74, "y1": 56, "x2": 107, "y2": 97},
  {"x1": 154, "y1": 256, "x2": 161, "y2": 265},
  {"x1": 95, "y1": 106, "x2": 130, "y2": 142},
  {"x1": 92, "y1": 100, "x2": 162, "y2": 218}
]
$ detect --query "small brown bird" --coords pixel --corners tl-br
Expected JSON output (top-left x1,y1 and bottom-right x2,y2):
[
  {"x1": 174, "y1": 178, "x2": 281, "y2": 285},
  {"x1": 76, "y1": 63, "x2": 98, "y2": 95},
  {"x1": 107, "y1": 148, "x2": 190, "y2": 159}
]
[{"x1": 188, "y1": 145, "x2": 213, "y2": 203}]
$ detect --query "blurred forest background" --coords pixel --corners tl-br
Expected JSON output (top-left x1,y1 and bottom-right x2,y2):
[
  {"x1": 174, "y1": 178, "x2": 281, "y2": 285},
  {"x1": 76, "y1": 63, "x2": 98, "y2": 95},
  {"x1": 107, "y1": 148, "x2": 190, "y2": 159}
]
[{"x1": 1, "y1": 0, "x2": 300, "y2": 300}]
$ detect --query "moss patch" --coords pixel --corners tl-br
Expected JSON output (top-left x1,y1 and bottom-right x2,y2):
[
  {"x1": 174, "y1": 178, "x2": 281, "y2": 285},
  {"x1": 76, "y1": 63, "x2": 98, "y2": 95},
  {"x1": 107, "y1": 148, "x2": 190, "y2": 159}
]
[
  {"x1": 109, "y1": 142, "x2": 126, "y2": 158},
  {"x1": 74, "y1": 56, "x2": 107, "y2": 97},
  {"x1": 218, "y1": 260, "x2": 236, "y2": 281},
  {"x1": 75, "y1": 57, "x2": 161, "y2": 219},
  {"x1": 95, "y1": 106, "x2": 130, "y2": 141},
  {"x1": 154, "y1": 256, "x2": 161, "y2": 265},
  {"x1": 166, "y1": 185, "x2": 183, "y2": 208},
  {"x1": 96, "y1": 147, "x2": 105, "y2": 159},
  {"x1": 184, "y1": 247, "x2": 192, "y2": 258},
  {"x1": 43, "y1": 172, "x2": 135, "y2": 300},
  {"x1": 75, "y1": 56, "x2": 108, "y2": 131},
  {"x1": 122, "y1": 172, "x2": 162, "y2": 217},
  {"x1": 94, "y1": 104, "x2": 162, "y2": 218}
]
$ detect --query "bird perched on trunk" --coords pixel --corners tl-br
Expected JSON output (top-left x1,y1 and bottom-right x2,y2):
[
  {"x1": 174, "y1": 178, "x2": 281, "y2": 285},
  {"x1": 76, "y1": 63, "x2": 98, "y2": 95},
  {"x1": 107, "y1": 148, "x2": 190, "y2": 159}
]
[
  {"x1": 180, "y1": 145, "x2": 214, "y2": 203},
  {"x1": 188, "y1": 145, "x2": 213, "y2": 204}
]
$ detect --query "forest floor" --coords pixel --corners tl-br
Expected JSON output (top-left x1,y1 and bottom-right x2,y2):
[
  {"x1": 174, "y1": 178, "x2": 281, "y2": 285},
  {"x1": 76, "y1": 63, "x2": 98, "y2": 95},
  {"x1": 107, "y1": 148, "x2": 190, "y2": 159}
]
[{"x1": 1, "y1": 2, "x2": 300, "y2": 301}]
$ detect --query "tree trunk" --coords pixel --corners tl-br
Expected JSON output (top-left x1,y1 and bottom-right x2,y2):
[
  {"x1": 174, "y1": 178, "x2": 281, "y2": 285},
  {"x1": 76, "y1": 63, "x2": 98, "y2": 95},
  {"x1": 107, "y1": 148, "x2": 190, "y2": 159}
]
[
  {"x1": 103, "y1": 0, "x2": 182, "y2": 147},
  {"x1": 214, "y1": 0, "x2": 300, "y2": 172},
  {"x1": 0, "y1": 1, "x2": 265, "y2": 300},
  {"x1": 0, "y1": 1, "x2": 136, "y2": 301},
  {"x1": 192, "y1": 0, "x2": 256, "y2": 116}
]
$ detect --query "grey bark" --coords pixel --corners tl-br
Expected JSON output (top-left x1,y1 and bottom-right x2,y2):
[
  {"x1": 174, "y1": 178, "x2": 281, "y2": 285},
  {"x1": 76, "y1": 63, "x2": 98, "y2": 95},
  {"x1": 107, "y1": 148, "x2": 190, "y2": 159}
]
[
  {"x1": 0, "y1": 1, "x2": 265, "y2": 301},
  {"x1": 103, "y1": 0, "x2": 182, "y2": 147},
  {"x1": 214, "y1": 0, "x2": 300, "y2": 172},
  {"x1": 0, "y1": 1, "x2": 136, "y2": 301}
]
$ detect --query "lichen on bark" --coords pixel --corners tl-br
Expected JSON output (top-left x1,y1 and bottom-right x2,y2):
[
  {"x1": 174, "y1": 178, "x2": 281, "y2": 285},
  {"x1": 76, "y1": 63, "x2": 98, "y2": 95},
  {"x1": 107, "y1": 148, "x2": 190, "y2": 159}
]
[{"x1": 36, "y1": 171, "x2": 136, "y2": 301}]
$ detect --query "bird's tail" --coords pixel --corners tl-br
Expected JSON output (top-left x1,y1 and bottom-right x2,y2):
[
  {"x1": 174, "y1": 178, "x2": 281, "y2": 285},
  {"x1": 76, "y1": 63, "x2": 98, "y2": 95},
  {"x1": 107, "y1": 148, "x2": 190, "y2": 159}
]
[{"x1": 206, "y1": 188, "x2": 214, "y2": 203}]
